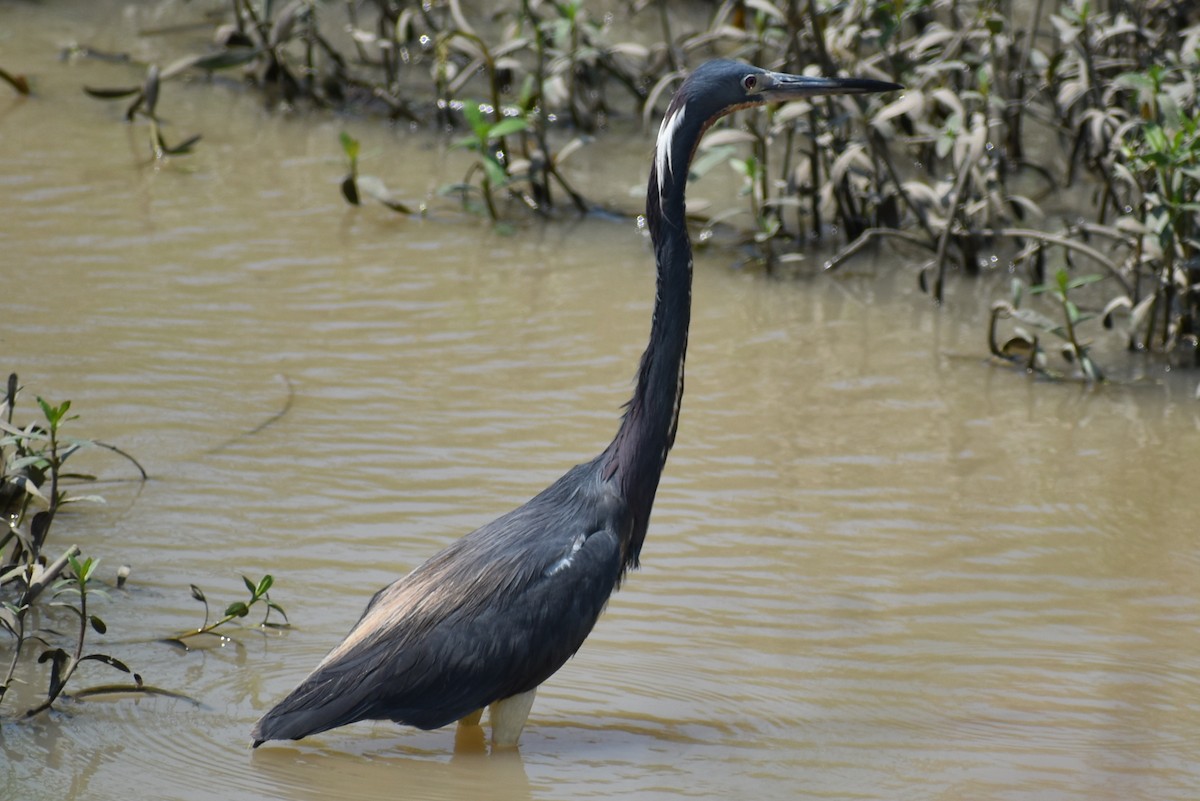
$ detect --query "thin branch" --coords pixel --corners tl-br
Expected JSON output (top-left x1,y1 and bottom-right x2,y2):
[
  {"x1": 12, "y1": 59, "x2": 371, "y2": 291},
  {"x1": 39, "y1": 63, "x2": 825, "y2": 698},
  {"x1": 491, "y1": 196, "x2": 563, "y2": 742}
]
[
  {"x1": 934, "y1": 132, "x2": 986, "y2": 302},
  {"x1": 974, "y1": 227, "x2": 1132, "y2": 294},
  {"x1": 23, "y1": 544, "x2": 81, "y2": 606}
]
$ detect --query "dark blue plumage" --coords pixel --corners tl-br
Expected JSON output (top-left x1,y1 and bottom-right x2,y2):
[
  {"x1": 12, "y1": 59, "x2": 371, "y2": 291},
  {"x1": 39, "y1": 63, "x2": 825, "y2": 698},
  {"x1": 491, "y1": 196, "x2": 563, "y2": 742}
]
[{"x1": 251, "y1": 59, "x2": 899, "y2": 749}]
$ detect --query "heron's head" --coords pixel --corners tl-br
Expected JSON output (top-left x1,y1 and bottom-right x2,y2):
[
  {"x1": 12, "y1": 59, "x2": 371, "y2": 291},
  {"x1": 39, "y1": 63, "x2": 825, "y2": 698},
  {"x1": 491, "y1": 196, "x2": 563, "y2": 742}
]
[
  {"x1": 652, "y1": 60, "x2": 900, "y2": 201},
  {"x1": 677, "y1": 59, "x2": 901, "y2": 125}
]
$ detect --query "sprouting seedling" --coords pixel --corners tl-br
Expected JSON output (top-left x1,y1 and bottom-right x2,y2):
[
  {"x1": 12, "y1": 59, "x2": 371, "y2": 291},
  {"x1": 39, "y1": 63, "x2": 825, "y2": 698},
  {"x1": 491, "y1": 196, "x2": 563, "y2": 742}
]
[
  {"x1": 171, "y1": 574, "x2": 289, "y2": 646},
  {"x1": 991, "y1": 268, "x2": 1107, "y2": 382},
  {"x1": 1, "y1": 377, "x2": 150, "y2": 715},
  {"x1": 21, "y1": 554, "x2": 143, "y2": 717},
  {"x1": 340, "y1": 131, "x2": 361, "y2": 205},
  {"x1": 1028, "y1": 268, "x2": 1106, "y2": 382},
  {"x1": 338, "y1": 131, "x2": 416, "y2": 213},
  {"x1": 449, "y1": 101, "x2": 528, "y2": 220}
]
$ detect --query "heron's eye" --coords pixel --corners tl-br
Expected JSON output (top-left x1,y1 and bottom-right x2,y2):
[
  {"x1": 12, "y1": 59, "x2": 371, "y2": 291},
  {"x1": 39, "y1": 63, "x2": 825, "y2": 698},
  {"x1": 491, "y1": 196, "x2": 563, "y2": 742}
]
[{"x1": 742, "y1": 75, "x2": 758, "y2": 93}]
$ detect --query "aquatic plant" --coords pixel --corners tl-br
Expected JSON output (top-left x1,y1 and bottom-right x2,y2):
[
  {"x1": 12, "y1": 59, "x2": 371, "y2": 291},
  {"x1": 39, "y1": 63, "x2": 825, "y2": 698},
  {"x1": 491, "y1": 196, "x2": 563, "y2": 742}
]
[
  {"x1": 989, "y1": 268, "x2": 1107, "y2": 381},
  {"x1": 62, "y1": 0, "x2": 1200, "y2": 375},
  {"x1": 0, "y1": 376, "x2": 284, "y2": 716},
  {"x1": 84, "y1": 64, "x2": 202, "y2": 160},
  {"x1": 0, "y1": 378, "x2": 147, "y2": 715},
  {"x1": 339, "y1": 131, "x2": 419, "y2": 213},
  {"x1": 169, "y1": 574, "x2": 289, "y2": 647}
]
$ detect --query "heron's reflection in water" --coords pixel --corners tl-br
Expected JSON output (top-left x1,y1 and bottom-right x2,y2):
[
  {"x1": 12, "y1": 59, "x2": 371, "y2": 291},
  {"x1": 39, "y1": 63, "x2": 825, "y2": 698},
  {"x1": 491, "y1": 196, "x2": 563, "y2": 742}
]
[{"x1": 250, "y1": 728, "x2": 533, "y2": 801}]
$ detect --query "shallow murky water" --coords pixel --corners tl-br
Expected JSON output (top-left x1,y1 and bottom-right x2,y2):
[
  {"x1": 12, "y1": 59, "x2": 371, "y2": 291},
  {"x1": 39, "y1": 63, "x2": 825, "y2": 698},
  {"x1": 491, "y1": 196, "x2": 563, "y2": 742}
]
[{"x1": 3, "y1": 3, "x2": 1200, "y2": 800}]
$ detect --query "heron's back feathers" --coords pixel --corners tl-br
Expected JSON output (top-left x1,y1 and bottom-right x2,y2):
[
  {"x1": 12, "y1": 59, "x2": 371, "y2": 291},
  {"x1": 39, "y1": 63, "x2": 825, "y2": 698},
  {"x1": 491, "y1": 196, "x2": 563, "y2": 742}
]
[{"x1": 252, "y1": 461, "x2": 626, "y2": 746}]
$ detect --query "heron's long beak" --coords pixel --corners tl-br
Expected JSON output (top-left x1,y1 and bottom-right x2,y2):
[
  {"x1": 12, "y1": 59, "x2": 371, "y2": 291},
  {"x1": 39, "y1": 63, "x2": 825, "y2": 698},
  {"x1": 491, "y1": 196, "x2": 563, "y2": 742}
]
[{"x1": 760, "y1": 72, "x2": 902, "y2": 99}]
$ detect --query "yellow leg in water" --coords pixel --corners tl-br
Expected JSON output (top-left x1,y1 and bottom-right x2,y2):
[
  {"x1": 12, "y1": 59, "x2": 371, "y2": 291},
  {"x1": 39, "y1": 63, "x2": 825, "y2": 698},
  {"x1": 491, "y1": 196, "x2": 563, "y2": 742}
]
[
  {"x1": 488, "y1": 688, "x2": 537, "y2": 748},
  {"x1": 458, "y1": 708, "x2": 484, "y2": 727}
]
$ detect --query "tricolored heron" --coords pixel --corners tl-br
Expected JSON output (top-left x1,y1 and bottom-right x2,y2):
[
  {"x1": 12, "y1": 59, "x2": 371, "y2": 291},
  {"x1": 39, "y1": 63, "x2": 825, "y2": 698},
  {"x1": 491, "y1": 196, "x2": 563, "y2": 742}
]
[{"x1": 251, "y1": 59, "x2": 899, "y2": 749}]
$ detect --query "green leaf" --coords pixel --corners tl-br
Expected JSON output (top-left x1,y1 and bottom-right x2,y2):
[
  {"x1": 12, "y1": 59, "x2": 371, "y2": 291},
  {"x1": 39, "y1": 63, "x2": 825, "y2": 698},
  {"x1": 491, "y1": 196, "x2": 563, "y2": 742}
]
[
  {"x1": 1054, "y1": 267, "x2": 1070, "y2": 294},
  {"x1": 242, "y1": 575, "x2": 257, "y2": 595},
  {"x1": 481, "y1": 154, "x2": 509, "y2": 188},
  {"x1": 89, "y1": 614, "x2": 107, "y2": 635},
  {"x1": 461, "y1": 102, "x2": 489, "y2": 139},
  {"x1": 81, "y1": 653, "x2": 131, "y2": 673},
  {"x1": 1143, "y1": 124, "x2": 1168, "y2": 153},
  {"x1": 37, "y1": 397, "x2": 68, "y2": 429},
  {"x1": 486, "y1": 117, "x2": 528, "y2": 140},
  {"x1": 1065, "y1": 273, "x2": 1104, "y2": 290},
  {"x1": 189, "y1": 584, "x2": 206, "y2": 603},
  {"x1": 1112, "y1": 71, "x2": 1156, "y2": 96},
  {"x1": 225, "y1": 601, "x2": 249, "y2": 618},
  {"x1": 9, "y1": 454, "x2": 50, "y2": 471},
  {"x1": 255, "y1": 575, "x2": 274, "y2": 597},
  {"x1": 339, "y1": 131, "x2": 360, "y2": 162},
  {"x1": 68, "y1": 554, "x2": 83, "y2": 581}
]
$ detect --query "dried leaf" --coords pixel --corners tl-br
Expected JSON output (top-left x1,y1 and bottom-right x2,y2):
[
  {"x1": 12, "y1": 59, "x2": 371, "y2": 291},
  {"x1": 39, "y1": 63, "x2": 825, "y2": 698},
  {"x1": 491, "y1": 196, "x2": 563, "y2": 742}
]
[
  {"x1": 82, "y1": 85, "x2": 140, "y2": 100},
  {"x1": 142, "y1": 65, "x2": 160, "y2": 117},
  {"x1": 873, "y1": 90, "x2": 924, "y2": 125}
]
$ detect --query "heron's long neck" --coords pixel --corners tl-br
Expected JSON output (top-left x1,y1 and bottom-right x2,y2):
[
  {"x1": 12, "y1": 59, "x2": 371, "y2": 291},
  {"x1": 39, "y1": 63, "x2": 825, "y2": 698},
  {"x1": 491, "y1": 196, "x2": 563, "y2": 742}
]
[{"x1": 606, "y1": 100, "x2": 696, "y2": 569}]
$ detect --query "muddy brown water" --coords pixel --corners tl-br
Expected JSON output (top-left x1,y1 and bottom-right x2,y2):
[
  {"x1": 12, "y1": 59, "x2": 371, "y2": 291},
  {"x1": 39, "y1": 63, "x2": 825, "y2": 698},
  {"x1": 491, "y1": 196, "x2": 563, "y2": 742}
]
[{"x1": 2, "y1": 3, "x2": 1199, "y2": 800}]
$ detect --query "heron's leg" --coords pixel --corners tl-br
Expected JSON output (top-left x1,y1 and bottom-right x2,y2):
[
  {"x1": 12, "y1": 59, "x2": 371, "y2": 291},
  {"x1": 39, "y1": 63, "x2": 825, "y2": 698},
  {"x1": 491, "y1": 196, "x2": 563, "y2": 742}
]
[
  {"x1": 457, "y1": 708, "x2": 484, "y2": 727},
  {"x1": 488, "y1": 688, "x2": 537, "y2": 748}
]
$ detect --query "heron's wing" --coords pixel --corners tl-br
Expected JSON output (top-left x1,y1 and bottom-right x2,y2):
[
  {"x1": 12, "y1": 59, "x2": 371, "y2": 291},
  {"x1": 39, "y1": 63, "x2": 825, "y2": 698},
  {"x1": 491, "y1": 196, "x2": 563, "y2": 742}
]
[{"x1": 252, "y1": 471, "x2": 626, "y2": 743}]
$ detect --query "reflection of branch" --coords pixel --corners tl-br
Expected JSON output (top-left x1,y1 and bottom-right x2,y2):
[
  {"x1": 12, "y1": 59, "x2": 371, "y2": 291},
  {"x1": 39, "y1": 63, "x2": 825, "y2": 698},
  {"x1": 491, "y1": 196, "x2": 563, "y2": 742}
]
[
  {"x1": 92, "y1": 440, "x2": 148, "y2": 480},
  {"x1": 824, "y1": 227, "x2": 932, "y2": 272},
  {"x1": 934, "y1": 132, "x2": 985, "y2": 301},
  {"x1": 72, "y1": 682, "x2": 199, "y2": 704},
  {"x1": 208, "y1": 375, "x2": 295, "y2": 453}
]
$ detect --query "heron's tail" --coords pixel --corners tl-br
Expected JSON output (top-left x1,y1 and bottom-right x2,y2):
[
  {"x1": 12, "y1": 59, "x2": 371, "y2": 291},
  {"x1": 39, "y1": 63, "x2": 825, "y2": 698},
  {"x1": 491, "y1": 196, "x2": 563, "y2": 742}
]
[{"x1": 251, "y1": 670, "x2": 375, "y2": 746}]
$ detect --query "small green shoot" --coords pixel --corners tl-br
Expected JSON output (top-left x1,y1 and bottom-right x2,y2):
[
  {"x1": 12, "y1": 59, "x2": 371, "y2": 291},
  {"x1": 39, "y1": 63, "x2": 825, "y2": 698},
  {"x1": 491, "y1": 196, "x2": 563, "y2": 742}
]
[
  {"x1": 171, "y1": 574, "x2": 289, "y2": 646},
  {"x1": 449, "y1": 102, "x2": 528, "y2": 220},
  {"x1": 338, "y1": 131, "x2": 415, "y2": 213}
]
